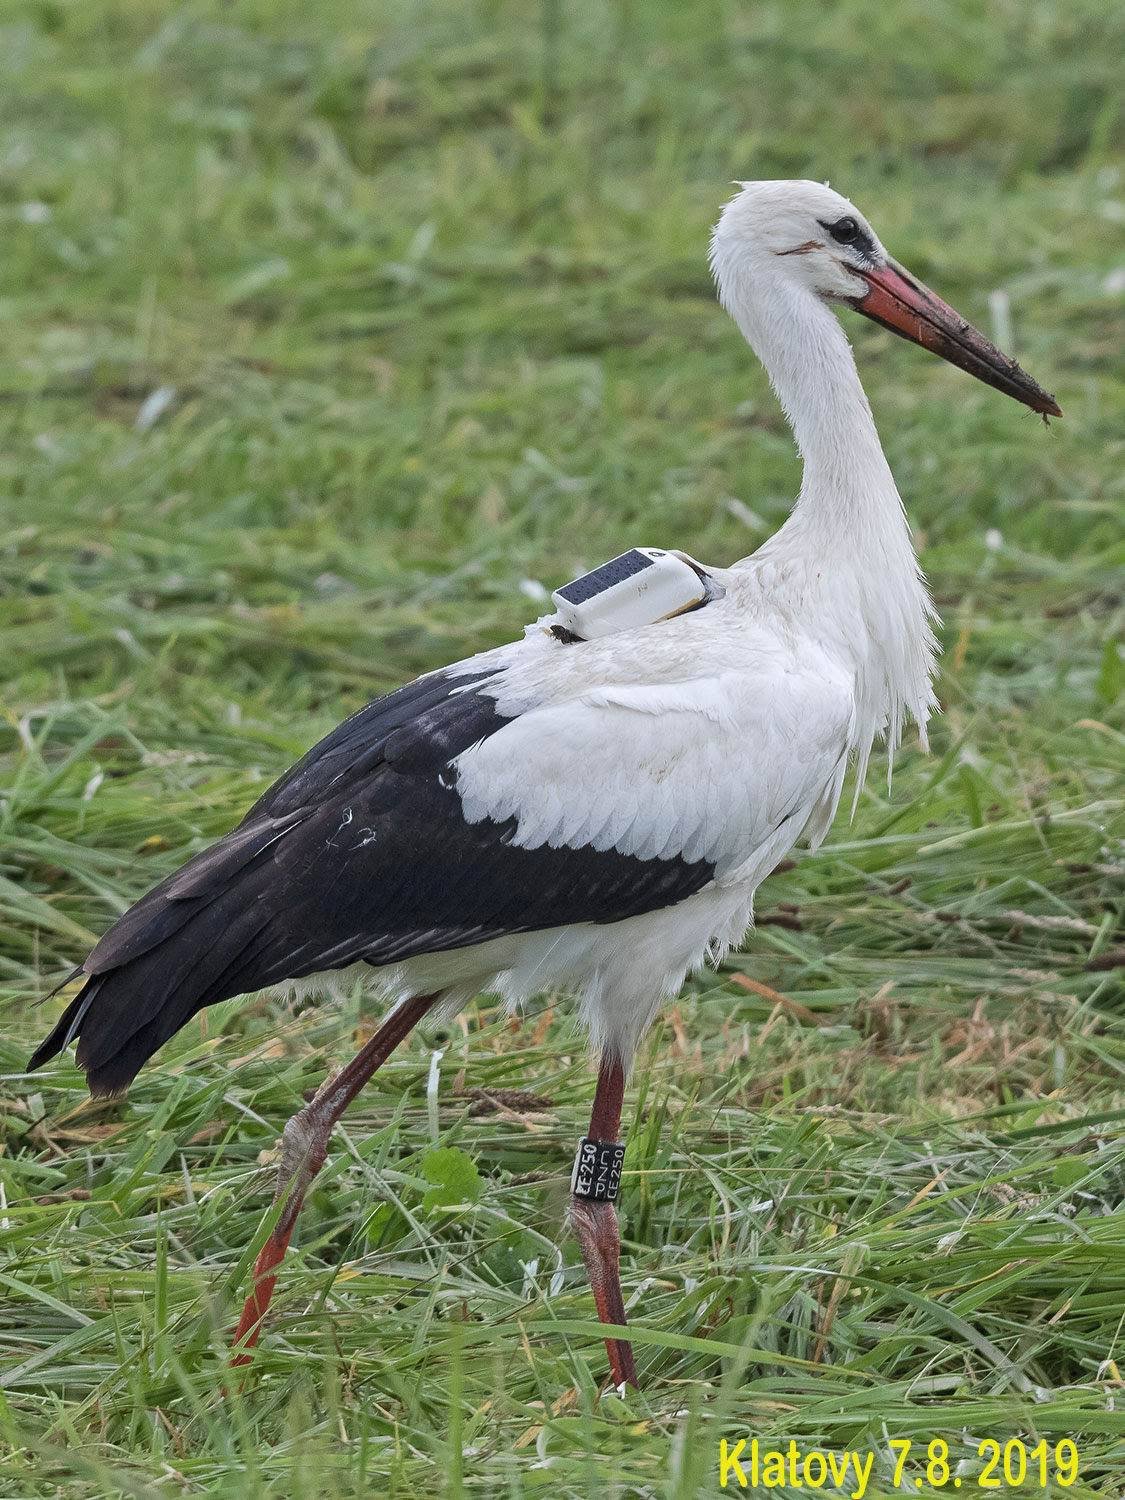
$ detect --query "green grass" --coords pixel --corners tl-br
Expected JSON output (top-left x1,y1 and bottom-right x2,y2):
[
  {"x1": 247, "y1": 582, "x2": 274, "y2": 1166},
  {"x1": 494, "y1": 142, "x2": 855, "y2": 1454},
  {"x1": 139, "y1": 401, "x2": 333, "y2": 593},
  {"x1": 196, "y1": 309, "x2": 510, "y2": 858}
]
[{"x1": 1, "y1": 0, "x2": 1123, "y2": 1493}]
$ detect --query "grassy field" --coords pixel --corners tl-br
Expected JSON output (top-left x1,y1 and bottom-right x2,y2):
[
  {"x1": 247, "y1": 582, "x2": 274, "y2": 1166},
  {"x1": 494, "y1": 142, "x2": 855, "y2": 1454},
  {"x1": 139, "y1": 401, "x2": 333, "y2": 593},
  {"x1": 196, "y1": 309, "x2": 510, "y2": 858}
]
[{"x1": 1, "y1": 0, "x2": 1123, "y2": 1494}]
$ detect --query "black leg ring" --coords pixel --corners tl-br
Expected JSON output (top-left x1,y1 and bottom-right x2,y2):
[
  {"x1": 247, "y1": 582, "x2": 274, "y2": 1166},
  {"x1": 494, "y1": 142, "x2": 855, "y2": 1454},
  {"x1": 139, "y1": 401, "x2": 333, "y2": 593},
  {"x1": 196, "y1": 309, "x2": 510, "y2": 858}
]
[{"x1": 571, "y1": 1137, "x2": 625, "y2": 1202}]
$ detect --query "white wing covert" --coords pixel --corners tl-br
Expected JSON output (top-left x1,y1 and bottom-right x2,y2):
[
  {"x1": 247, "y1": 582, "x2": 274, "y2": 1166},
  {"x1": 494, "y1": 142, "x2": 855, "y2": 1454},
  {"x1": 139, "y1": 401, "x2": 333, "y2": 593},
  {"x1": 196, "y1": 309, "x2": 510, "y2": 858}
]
[{"x1": 454, "y1": 648, "x2": 855, "y2": 881}]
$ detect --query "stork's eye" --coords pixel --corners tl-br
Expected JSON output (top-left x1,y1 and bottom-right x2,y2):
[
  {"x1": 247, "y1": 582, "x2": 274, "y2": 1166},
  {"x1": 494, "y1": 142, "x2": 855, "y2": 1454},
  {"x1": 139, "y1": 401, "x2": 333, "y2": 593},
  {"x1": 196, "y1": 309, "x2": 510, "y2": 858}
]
[{"x1": 823, "y1": 216, "x2": 861, "y2": 245}]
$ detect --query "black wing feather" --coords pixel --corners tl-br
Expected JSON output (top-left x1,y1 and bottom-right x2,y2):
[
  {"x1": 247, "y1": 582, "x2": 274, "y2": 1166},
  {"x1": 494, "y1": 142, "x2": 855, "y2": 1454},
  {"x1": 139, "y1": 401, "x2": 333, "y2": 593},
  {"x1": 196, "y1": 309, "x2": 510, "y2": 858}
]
[{"x1": 29, "y1": 665, "x2": 714, "y2": 1095}]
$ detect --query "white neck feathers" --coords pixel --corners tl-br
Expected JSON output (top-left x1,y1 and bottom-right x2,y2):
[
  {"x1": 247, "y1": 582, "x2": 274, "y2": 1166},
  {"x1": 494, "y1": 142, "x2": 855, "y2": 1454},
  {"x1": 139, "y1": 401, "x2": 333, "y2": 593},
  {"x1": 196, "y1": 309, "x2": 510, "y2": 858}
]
[{"x1": 716, "y1": 258, "x2": 939, "y2": 789}]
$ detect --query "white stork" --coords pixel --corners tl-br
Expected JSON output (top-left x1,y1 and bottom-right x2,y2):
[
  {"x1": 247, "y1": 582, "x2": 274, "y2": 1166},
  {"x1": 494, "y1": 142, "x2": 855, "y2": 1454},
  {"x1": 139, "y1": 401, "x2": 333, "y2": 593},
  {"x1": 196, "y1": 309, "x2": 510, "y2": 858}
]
[{"x1": 29, "y1": 180, "x2": 1059, "y2": 1388}]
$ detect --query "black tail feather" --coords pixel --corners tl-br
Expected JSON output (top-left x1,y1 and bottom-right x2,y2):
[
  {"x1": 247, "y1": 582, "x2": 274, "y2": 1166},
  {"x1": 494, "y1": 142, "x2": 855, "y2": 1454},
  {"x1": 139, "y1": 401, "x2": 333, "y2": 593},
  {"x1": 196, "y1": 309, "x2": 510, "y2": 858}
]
[
  {"x1": 26, "y1": 902, "x2": 279, "y2": 1096},
  {"x1": 25, "y1": 961, "x2": 206, "y2": 1097},
  {"x1": 26, "y1": 981, "x2": 101, "y2": 1075},
  {"x1": 25, "y1": 814, "x2": 299, "y2": 1096}
]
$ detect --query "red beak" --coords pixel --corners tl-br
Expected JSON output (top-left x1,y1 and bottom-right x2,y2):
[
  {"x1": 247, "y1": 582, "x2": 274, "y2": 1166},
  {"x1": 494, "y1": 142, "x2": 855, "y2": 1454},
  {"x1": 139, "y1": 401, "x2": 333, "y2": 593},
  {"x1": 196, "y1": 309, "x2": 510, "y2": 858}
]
[{"x1": 851, "y1": 259, "x2": 1061, "y2": 418}]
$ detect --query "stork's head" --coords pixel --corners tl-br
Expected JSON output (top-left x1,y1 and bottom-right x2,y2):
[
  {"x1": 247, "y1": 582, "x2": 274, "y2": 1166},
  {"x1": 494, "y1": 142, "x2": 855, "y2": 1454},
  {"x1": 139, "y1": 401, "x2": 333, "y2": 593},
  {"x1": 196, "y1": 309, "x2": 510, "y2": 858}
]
[{"x1": 710, "y1": 179, "x2": 1060, "y2": 417}]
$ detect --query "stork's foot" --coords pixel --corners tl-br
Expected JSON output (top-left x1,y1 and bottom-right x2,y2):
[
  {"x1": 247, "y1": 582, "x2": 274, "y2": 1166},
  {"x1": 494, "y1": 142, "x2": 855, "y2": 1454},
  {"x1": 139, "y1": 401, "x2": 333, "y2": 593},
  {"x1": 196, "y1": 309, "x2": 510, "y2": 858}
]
[
  {"x1": 230, "y1": 1108, "x2": 329, "y2": 1364},
  {"x1": 228, "y1": 993, "x2": 439, "y2": 1367},
  {"x1": 570, "y1": 1195, "x2": 638, "y2": 1389},
  {"x1": 568, "y1": 1053, "x2": 638, "y2": 1389}
]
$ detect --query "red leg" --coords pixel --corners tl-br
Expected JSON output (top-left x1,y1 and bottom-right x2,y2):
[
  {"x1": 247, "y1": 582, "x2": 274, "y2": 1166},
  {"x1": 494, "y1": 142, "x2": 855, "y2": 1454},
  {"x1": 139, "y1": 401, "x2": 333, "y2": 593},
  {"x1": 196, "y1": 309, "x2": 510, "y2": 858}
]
[
  {"x1": 230, "y1": 991, "x2": 439, "y2": 1364},
  {"x1": 569, "y1": 1054, "x2": 638, "y2": 1389}
]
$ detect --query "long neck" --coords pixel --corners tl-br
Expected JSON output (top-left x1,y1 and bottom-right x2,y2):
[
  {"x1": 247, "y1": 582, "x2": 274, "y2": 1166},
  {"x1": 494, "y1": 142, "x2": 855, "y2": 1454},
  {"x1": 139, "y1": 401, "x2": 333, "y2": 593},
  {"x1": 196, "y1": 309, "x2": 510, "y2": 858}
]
[
  {"x1": 724, "y1": 272, "x2": 939, "y2": 771},
  {"x1": 737, "y1": 277, "x2": 909, "y2": 547}
]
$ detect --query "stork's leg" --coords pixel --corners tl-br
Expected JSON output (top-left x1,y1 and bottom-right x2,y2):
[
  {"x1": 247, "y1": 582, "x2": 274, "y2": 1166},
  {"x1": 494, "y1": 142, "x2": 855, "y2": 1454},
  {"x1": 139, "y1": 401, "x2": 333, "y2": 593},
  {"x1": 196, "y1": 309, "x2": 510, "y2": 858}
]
[
  {"x1": 230, "y1": 991, "x2": 440, "y2": 1364},
  {"x1": 569, "y1": 1054, "x2": 638, "y2": 1389}
]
